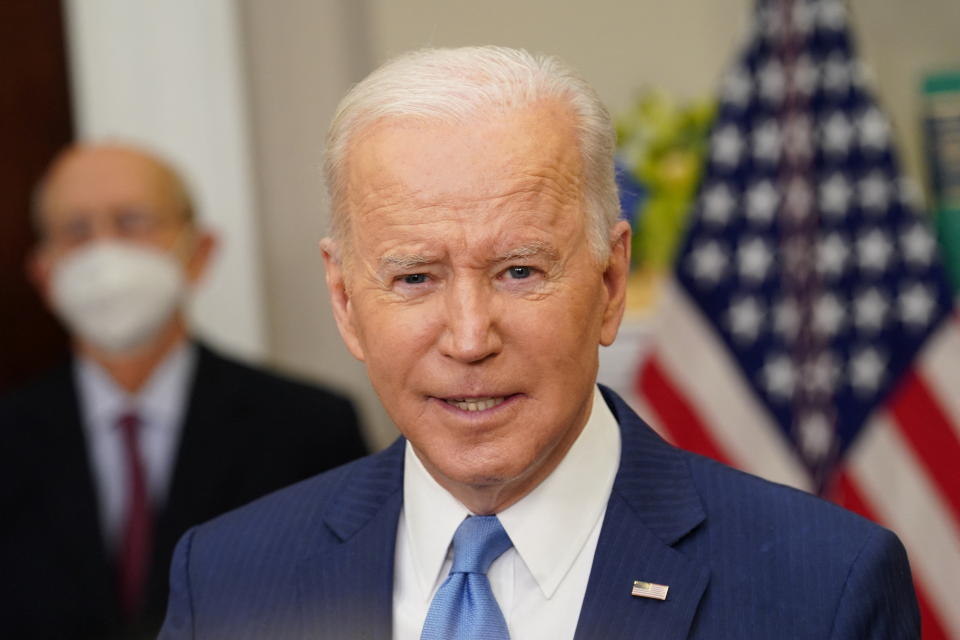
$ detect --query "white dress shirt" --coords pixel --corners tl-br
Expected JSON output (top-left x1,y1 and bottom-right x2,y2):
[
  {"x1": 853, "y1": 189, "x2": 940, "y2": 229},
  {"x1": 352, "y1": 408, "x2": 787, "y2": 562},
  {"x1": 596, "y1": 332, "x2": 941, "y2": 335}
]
[
  {"x1": 393, "y1": 385, "x2": 621, "y2": 640},
  {"x1": 75, "y1": 342, "x2": 196, "y2": 552}
]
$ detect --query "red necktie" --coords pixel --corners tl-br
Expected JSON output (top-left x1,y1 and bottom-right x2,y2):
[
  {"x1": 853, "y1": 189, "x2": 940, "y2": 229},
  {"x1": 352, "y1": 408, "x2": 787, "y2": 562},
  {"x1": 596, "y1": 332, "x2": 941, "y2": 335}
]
[{"x1": 116, "y1": 411, "x2": 153, "y2": 619}]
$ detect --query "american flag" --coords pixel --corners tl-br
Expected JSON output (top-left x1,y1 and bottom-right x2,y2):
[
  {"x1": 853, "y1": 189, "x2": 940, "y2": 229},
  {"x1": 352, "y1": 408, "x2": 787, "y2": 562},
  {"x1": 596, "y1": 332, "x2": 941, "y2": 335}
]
[
  {"x1": 620, "y1": 0, "x2": 960, "y2": 636},
  {"x1": 631, "y1": 580, "x2": 670, "y2": 601}
]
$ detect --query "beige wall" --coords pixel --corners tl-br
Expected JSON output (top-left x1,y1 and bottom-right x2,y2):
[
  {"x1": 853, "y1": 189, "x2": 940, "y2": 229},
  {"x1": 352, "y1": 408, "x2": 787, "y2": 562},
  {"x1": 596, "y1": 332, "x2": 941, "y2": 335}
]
[
  {"x1": 241, "y1": 0, "x2": 960, "y2": 449},
  {"x1": 370, "y1": 0, "x2": 752, "y2": 110},
  {"x1": 239, "y1": 0, "x2": 397, "y2": 449}
]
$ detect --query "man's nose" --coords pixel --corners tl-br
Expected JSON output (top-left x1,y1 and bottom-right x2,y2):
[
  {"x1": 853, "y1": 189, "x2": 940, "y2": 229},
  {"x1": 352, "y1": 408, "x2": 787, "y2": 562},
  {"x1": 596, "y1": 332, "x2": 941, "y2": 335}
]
[{"x1": 438, "y1": 277, "x2": 503, "y2": 364}]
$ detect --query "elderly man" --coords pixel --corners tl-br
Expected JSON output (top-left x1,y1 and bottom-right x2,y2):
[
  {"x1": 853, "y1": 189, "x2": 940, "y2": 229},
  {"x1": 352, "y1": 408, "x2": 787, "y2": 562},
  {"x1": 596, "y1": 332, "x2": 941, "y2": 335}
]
[
  {"x1": 0, "y1": 144, "x2": 367, "y2": 639},
  {"x1": 159, "y1": 47, "x2": 918, "y2": 639}
]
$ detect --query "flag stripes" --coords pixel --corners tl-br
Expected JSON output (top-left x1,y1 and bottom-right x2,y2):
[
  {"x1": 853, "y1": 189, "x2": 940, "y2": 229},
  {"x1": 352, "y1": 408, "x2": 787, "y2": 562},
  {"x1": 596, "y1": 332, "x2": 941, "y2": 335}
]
[
  {"x1": 829, "y1": 472, "x2": 950, "y2": 640},
  {"x1": 887, "y1": 371, "x2": 960, "y2": 525}
]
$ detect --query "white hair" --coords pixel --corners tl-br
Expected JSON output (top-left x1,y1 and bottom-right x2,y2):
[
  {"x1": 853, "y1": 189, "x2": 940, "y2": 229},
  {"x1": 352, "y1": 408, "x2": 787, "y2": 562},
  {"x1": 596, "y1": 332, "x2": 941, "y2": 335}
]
[{"x1": 322, "y1": 46, "x2": 620, "y2": 261}]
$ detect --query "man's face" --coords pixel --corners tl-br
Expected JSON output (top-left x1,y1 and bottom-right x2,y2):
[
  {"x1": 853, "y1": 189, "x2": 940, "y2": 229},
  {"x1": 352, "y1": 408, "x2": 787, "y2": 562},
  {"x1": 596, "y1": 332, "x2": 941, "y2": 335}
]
[
  {"x1": 31, "y1": 146, "x2": 206, "y2": 298},
  {"x1": 324, "y1": 103, "x2": 629, "y2": 511}
]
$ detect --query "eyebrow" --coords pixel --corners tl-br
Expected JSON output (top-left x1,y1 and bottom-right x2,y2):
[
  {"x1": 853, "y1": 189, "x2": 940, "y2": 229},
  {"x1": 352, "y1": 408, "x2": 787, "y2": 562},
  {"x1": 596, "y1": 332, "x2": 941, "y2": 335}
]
[
  {"x1": 493, "y1": 241, "x2": 559, "y2": 263},
  {"x1": 378, "y1": 253, "x2": 436, "y2": 272},
  {"x1": 377, "y1": 241, "x2": 559, "y2": 274}
]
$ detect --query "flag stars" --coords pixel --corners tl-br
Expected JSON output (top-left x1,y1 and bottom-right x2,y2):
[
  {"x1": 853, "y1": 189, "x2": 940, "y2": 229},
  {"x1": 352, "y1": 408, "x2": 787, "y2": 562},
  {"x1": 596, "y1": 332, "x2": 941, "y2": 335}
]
[
  {"x1": 759, "y1": 5, "x2": 784, "y2": 41},
  {"x1": 727, "y1": 296, "x2": 767, "y2": 344},
  {"x1": 783, "y1": 237, "x2": 813, "y2": 276},
  {"x1": 746, "y1": 180, "x2": 779, "y2": 225},
  {"x1": 817, "y1": 232, "x2": 849, "y2": 279},
  {"x1": 758, "y1": 59, "x2": 786, "y2": 105},
  {"x1": 898, "y1": 282, "x2": 937, "y2": 330},
  {"x1": 858, "y1": 172, "x2": 891, "y2": 214},
  {"x1": 712, "y1": 124, "x2": 745, "y2": 169},
  {"x1": 774, "y1": 297, "x2": 801, "y2": 342},
  {"x1": 792, "y1": 55, "x2": 819, "y2": 98},
  {"x1": 849, "y1": 347, "x2": 886, "y2": 394},
  {"x1": 762, "y1": 354, "x2": 796, "y2": 400},
  {"x1": 819, "y1": 172, "x2": 853, "y2": 219},
  {"x1": 722, "y1": 67, "x2": 753, "y2": 109},
  {"x1": 821, "y1": 112, "x2": 854, "y2": 157},
  {"x1": 688, "y1": 240, "x2": 730, "y2": 286},
  {"x1": 791, "y1": 1, "x2": 816, "y2": 36},
  {"x1": 803, "y1": 351, "x2": 842, "y2": 395},
  {"x1": 752, "y1": 119, "x2": 782, "y2": 165},
  {"x1": 785, "y1": 177, "x2": 814, "y2": 222},
  {"x1": 818, "y1": 0, "x2": 849, "y2": 32},
  {"x1": 813, "y1": 292, "x2": 847, "y2": 338},
  {"x1": 822, "y1": 52, "x2": 852, "y2": 96},
  {"x1": 853, "y1": 288, "x2": 889, "y2": 334},
  {"x1": 738, "y1": 237, "x2": 775, "y2": 282},
  {"x1": 797, "y1": 412, "x2": 835, "y2": 462},
  {"x1": 857, "y1": 229, "x2": 894, "y2": 274},
  {"x1": 701, "y1": 182, "x2": 737, "y2": 227},
  {"x1": 900, "y1": 224, "x2": 937, "y2": 267},
  {"x1": 858, "y1": 107, "x2": 890, "y2": 152},
  {"x1": 784, "y1": 114, "x2": 814, "y2": 163}
]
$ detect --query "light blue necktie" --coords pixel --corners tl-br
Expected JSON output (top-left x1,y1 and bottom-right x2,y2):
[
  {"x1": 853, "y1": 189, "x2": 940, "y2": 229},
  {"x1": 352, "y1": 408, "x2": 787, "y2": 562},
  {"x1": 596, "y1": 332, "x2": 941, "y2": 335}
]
[{"x1": 420, "y1": 515, "x2": 512, "y2": 640}]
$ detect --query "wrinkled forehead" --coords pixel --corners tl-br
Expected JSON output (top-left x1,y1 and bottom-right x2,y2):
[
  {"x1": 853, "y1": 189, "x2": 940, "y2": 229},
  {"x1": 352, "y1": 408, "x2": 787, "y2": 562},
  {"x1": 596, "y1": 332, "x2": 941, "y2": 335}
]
[{"x1": 343, "y1": 102, "x2": 585, "y2": 237}]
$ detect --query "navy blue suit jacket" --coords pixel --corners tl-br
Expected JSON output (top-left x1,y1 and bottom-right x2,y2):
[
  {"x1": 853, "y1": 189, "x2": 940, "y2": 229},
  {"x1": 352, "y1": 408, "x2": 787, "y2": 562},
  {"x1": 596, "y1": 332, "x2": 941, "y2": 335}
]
[
  {"x1": 159, "y1": 387, "x2": 919, "y2": 639},
  {"x1": 0, "y1": 343, "x2": 366, "y2": 639}
]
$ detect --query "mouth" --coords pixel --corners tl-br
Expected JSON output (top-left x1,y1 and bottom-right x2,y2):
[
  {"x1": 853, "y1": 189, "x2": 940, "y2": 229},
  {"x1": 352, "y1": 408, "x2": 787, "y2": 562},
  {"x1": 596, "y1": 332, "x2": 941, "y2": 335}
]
[
  {"x1": 434, "y1": 393, "x2": 523, "y2": 414},
  {"x1": 443, "y1": 397, "x2": 507, "y2": 412}
]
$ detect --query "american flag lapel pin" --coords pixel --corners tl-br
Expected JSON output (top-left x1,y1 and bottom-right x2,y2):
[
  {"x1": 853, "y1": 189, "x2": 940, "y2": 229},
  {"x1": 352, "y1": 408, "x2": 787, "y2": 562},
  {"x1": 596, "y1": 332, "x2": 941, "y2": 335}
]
[{"x1": 631, "y1": 580, "x2": 669, "y2": 601}]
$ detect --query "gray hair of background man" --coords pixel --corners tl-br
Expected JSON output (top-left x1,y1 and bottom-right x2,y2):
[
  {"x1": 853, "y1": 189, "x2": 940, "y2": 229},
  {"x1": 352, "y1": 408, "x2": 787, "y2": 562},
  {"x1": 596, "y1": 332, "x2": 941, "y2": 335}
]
[{"x1": 322, "y1": 45, "x2": 621, "y2": 262}]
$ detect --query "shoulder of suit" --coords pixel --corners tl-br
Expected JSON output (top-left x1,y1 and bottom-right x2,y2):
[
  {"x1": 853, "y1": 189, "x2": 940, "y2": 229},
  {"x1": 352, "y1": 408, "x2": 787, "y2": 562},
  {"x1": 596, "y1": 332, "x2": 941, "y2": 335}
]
[
  {"x1": 605, "y1": 386, "x2": 884, "y2": 543},
  {"x1": 681, "y1": 449, "x2": 885, "y2": 543},
  {"x1": 0, "y1": 359, "x2": 74, "y2": 421},
  {"x1": 188, "y1": 440, "x2": 399, "y2": 545},
  {"x1": 194, "y1": 342, "x2": 355, "y2": 409}
]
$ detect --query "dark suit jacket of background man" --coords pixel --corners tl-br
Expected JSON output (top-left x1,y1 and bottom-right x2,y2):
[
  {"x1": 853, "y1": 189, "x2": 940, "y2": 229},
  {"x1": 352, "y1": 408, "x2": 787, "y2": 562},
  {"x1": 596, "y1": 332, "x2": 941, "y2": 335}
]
[
  {"x1": 0, "y1": 342, "x2": 368, "y2": 639},
  {"x1": 158, "y1": 386, "x2": 919, "y2": 639}
]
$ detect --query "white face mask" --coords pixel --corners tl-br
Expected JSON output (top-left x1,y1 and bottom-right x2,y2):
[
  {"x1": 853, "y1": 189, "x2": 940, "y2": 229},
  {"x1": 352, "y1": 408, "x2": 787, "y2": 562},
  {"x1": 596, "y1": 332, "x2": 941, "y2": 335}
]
[{"x1": 50, "y1": 241, "x2": 187, "y2": 353}]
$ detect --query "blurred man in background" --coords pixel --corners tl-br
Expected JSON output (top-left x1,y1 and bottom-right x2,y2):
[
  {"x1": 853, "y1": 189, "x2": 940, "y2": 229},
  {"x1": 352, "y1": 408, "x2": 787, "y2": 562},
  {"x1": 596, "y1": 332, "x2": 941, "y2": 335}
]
[{"x1": 0, "y1": 143, "x2": 368, "y2": 639}]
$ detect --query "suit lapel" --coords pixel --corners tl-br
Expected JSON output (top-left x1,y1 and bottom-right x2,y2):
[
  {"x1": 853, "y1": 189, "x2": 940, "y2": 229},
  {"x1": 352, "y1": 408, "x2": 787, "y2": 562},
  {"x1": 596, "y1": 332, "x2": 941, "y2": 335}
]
[
  {"x1": 574, "y1": 387, "x2": 710, "y2": 639},
  {"x1": 296, "y1": 438, "x2": 406, "y2": 639},
  {"x1": 149, "y1": 344, "x2": 232, "y2": 609},
  {"x1": 159, "y1": 344, "x2": 230, "y2": 532},
  {"x1": 289, "y1": 386, "x2": 707, "y2": 638}
]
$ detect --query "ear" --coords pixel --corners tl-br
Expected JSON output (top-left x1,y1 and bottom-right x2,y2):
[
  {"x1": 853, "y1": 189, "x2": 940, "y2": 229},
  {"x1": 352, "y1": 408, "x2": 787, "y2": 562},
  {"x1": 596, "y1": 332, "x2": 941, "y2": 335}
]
[
  {"x1": 320, "y1": 237, "x2": 366, "y2": 362},
  {"x1": 26, "y1": 245, "x2": 55, "y2": 308},
  {"x1": 599, "y1": 219, "x2": 632, "y2": 347},
  {"x1": 184, "y1": 230, "x2": 216, "y2": 284}
]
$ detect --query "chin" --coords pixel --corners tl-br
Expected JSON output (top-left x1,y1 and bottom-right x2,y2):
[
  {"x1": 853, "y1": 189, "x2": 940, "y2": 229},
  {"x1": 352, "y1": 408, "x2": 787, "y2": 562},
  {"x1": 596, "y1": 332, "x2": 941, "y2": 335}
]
[{"x1": 445, "y1": 449, "x2": 536, "y2": 489}]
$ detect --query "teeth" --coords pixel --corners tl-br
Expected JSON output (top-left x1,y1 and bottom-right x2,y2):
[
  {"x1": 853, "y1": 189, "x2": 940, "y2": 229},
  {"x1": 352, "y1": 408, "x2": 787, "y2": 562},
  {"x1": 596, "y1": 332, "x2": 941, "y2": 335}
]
[{"x1": 445, "y1": 397, "x2": 506, "y2": 412}]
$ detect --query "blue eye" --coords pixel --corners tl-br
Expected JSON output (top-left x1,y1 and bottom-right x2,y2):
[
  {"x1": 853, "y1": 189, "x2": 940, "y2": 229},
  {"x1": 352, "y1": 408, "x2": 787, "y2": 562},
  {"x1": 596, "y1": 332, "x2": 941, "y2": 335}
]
[
  {"x1": 507, "y1": 266, "x2": 532, "y2": 279},
  {"x1": 403, "y1": 274, "x2": 428, "y2": 284}
]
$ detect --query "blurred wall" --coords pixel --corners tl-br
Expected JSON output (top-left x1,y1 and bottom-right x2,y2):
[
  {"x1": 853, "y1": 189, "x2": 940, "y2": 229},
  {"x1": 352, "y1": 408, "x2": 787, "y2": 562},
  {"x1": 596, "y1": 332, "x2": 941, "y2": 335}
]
[
  {"x1": 238, "y1": 0, "x2": 396, "y2": 449},
  {"x1": 63, "y1": 0, "x2": 268, "y2": 362}
]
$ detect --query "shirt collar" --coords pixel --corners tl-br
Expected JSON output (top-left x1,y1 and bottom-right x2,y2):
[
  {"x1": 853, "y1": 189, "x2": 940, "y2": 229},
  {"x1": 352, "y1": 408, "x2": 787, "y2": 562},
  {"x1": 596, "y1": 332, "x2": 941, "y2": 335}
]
[
  {"x1": 402, "y1": 385, "x2": 621, "y2": 599},
  {"x1": 76, "y1": 340, "x2": 197, "y2": 433}
]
